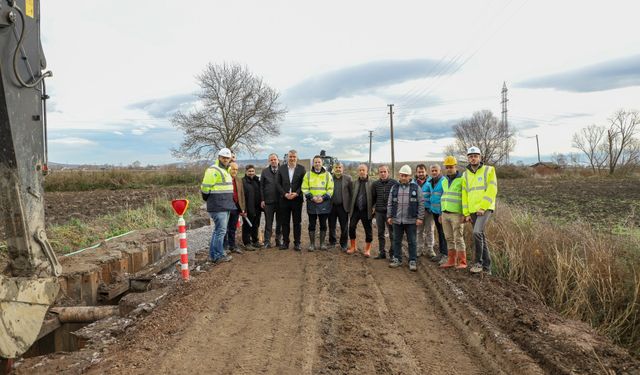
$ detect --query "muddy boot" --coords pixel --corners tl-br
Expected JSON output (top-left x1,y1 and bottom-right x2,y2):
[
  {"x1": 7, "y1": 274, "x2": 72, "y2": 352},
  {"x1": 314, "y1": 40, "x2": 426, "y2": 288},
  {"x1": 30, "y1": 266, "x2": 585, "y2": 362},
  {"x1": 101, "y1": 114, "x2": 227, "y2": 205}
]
[
  {"x1": 308, "y1": 231, "x2": 316, "y2": 252},
  {"x1": 455, "y1": 250, "x2": 468, "y2": 269},
  {"x1": 374, "y1": 249, "x2": 386, "y2": 259},
  {"x1": 440, "y1": 250, "x2": 456, "y2": 268},
  {"x1": 346, "y1": 239, "x2": 357, "y2": 254},
  {"x1": 319, "y1": 230, "x2": 328, "y2": 250},
  {"x1": 363, "y1": 242, "x2": 372, "y2": 258}
]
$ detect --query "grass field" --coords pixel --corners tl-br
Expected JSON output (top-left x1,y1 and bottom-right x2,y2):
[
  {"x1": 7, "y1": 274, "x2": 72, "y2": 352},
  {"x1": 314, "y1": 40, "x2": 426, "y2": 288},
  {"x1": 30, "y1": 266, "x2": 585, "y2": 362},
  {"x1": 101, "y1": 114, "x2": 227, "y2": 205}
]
[
  {"x1": 498, "y1": 176, "x2": 640, "y2": 232},
  {"x1": 44, "y1": 168, "x2": 203, "y2": 192}
]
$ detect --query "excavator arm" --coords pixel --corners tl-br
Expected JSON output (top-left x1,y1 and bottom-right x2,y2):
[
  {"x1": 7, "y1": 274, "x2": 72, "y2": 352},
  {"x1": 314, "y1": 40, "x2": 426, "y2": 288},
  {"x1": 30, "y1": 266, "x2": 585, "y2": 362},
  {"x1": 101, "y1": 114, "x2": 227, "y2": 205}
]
[{"x1": 0, "y1": 0, "x2": 60, "y2": 359}]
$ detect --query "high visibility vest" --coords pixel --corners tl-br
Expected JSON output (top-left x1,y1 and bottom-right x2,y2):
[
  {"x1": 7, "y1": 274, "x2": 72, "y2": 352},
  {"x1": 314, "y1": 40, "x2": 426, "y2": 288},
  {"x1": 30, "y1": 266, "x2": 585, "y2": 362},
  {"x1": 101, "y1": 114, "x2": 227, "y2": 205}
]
[
  {"x1": 422, "y1": 176, "x2": 444, "y2": 214},
  {"x1": 441, "y1": 173, "x2": 464, "y2": 214},
  {"x1": 201, "y1": 160, "x2": 235, "y2": 212},
  {"x1": 302, "y1": 169, "x2": 334, "y2": 215},
  {"x1": 302, "y1": 169, "x2": 334, "y2": 197},
  {"x1": 461, "y1": 164, "x2": 497, "y2": 216}
]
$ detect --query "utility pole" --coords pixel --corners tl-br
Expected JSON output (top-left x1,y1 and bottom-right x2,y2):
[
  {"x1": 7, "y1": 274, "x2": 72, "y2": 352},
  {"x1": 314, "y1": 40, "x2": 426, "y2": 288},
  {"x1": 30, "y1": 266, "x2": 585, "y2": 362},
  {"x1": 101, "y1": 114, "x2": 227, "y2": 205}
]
[
  {"x1": 388, "y1": 104, "x2": 395, "y2": 177},
  {"x1": 368, "y1": 130, "x2": 373, "y2": 173},
  {"x1": 536, "y1": 134, "x2": 541, "y2": 163},
  {"x1": 501, "y1": 82, "x2": 509, "y2": 164}
]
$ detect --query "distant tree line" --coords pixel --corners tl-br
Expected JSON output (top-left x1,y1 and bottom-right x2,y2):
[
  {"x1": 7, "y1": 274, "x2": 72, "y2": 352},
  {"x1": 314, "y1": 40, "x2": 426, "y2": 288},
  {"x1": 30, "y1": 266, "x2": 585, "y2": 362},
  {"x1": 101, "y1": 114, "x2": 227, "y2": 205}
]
[{"x1": 572, "y1": 109, "x2": 640, "y2": 175}]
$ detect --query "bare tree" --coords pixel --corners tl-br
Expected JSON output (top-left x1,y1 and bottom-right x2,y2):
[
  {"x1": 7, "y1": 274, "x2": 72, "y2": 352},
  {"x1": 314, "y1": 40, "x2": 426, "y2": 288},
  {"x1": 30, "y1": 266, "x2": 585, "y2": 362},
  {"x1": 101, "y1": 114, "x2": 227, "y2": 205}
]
[
  {"x1": 571, "y1": 124, "x2": 607, "y2": 174},
  {"x1": 171, "y1": 62, "x2": 286, "y2": 159},
  {"x1": 606, "y1": 109, "x2": 639, "y2": 174},
  {"x1": 551, "y1": 152, "x2": 567, "y2": 167},
  {"x1": 452, "y1": 110, "x2": 515, "y2": 165}
]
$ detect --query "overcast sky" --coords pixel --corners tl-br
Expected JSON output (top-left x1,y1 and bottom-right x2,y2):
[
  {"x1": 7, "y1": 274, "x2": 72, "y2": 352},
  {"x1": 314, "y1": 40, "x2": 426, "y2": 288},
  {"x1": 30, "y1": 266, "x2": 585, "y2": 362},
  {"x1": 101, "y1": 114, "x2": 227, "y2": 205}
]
[{"x1": 41, "y1": 0, "x2": 640, "y2": 165}]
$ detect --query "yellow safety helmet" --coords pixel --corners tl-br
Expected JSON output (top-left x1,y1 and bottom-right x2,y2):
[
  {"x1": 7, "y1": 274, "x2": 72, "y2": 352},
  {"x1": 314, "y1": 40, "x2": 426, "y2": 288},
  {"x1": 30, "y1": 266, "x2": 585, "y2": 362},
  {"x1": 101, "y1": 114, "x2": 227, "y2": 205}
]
[{"x1": 443, "y1": 156, "x2": 458, "y2": 166}]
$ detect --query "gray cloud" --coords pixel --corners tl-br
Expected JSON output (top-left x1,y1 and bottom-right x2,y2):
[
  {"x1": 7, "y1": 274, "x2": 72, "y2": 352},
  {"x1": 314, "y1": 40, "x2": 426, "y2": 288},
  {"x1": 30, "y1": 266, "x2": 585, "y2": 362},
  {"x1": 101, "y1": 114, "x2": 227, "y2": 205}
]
[
  {"x1": 128, "y1": 93, "x2": 197, "y2": 119},
  {"x1": 516, "y1": 54, "x2": 640, "y2": 92},
  {"x1": 283, "y1": 59, "x2": 459, "y2": 107},
  {"x1": 375, "y1": 118, "x2": 457, "y2": 141}
]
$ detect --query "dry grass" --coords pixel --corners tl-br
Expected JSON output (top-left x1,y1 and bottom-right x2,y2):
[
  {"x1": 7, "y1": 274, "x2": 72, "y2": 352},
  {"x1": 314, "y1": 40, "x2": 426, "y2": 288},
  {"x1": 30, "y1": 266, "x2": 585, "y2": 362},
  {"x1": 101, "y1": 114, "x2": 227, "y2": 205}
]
[
  {"x1": 47, "y1": 193, "x2": 201, "y2": 254},
  {"x1": 488, "y1": 203, "x2": 640, "y2": 355},
  {"x1": 45, "y1": 168, "x2": 203, "y2": 192}
]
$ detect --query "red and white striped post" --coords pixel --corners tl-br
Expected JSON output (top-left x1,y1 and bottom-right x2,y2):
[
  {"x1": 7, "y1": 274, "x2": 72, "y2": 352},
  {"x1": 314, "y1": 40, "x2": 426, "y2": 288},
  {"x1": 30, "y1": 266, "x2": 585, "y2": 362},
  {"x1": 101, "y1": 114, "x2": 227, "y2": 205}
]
[{"x1": 171, "y1": 199, "x2": 190, "y2": 281}]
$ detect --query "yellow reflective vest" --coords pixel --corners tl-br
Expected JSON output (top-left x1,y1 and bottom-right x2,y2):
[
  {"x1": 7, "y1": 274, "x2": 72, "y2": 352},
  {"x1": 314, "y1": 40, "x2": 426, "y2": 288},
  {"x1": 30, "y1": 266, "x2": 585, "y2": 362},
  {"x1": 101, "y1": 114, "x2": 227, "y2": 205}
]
[
  {"x1": 461, "y1": 164, "x2": 497, "y2": 216},
  {"x1": 201, "y1": 160, "x2": 236, "y2": 212},
  {"x1": 441, "y1": 172, "x2": 464, "y2": 214},
  {"x1": 302, "y1": 168, "x2": 334, "y2": 215}
]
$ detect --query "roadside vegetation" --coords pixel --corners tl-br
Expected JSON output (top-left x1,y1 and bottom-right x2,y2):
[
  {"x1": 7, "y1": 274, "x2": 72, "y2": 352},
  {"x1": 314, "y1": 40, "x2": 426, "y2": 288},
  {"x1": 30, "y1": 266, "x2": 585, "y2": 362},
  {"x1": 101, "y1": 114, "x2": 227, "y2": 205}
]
[
  {"x1": 488, "y1": 203, "x2": 640, "y2": 356},
  {"x1": 46, "y1": 192, "x2": 202, "y2": 254},
  {"x1": 44, "y1": 168, "x2": 203, "y2": 192}
]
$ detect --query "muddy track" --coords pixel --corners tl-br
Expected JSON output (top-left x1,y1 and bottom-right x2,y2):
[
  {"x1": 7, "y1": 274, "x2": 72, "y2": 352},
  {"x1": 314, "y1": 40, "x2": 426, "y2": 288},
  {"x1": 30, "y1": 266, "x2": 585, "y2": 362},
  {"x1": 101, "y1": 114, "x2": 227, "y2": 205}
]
[
  {"x1": 13, "y1": 219, "x2": 640, "y2": 374},
  {"x1": 67, "y1": 248, "x2": 508, "y2": 375}
]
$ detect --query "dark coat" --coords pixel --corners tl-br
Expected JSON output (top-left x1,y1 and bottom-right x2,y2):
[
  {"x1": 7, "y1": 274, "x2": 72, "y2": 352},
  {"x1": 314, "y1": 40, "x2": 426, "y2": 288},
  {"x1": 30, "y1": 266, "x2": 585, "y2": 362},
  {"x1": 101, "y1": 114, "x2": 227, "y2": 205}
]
[
  {"x1": 276, "y1": 163, "x2": 306, "y2": 203},
  {"x1": 260, "y1": 165, "x2": 280, "y2": 205},
  {"x1": 350, "y1": 177, "x2": 373, "y2": 219},
  {"x1": 371, "y1": 178, "x2": 399, "y2": 213},
  {"x1": 242, "y1": 175, "x2": 261, "y2": 217},
  {"x1": 332, "y1": 174, "x2": 353, "y2": 213}
]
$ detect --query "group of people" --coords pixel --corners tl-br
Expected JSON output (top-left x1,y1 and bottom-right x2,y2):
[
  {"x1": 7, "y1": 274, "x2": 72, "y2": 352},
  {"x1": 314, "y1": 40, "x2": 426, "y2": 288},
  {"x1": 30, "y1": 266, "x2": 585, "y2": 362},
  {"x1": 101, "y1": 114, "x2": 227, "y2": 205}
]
[{"x1": 200, "y1": 146, "x2": 497, "y2": 274}]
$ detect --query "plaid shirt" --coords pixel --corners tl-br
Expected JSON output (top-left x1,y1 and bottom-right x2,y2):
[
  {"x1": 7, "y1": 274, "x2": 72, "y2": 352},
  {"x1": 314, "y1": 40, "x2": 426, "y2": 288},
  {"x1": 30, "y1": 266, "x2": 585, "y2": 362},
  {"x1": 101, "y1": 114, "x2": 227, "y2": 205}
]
[{"x1": 387, "y1": 182, "x2": 425, "y2": 224}]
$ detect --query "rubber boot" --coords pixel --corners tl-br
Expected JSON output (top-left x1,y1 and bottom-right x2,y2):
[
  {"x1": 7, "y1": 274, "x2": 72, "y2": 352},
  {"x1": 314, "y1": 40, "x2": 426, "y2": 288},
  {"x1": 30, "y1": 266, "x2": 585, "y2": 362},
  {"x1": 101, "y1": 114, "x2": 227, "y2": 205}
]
[
  {"x1": 363, "y1": 242, "x2": 372, "y2": 258},
  {"x1": 319, "y1": 230, "x2": 328, "y2": 250},
  {"x1": 440, "y1": 250, "x2": 457, "y2": 268},
  {"x1": 455, "y1": 250, "x2": 468, "y2": 269},
  {"x1": 374, "y1": 248, "x2": 386, "y2": 259},
  {"x1": 308, "y1": 231, "x2": 316, "y2": 251},
  {"x1": 347, "y1": 239, "x2": 357, "y2": 254}
]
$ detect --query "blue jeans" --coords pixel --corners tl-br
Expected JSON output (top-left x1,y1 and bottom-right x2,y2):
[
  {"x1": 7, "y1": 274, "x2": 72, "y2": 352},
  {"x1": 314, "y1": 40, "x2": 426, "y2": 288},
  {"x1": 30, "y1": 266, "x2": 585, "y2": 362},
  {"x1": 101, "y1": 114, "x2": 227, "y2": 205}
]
[
  {"x1": 393, "y1": 223, "x2": 417, "y2": 262},
  {"x1": 209, "y1": 211, "x2": 229, "y2": 260},
  {"x1": 224, "y1": 209, "x2": 240, "y2": 250}
]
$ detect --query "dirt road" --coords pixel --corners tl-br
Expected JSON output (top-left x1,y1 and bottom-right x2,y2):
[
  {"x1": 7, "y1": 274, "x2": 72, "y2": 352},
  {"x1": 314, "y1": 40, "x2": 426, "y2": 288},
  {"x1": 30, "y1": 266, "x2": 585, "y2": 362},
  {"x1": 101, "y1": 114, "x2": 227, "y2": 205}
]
[
  {"x1": 86, "y1": 249, "x2": 497, "y2": 375},
  {"x1": 14, "y1": 235, "x2": 640, "y2": 374}
]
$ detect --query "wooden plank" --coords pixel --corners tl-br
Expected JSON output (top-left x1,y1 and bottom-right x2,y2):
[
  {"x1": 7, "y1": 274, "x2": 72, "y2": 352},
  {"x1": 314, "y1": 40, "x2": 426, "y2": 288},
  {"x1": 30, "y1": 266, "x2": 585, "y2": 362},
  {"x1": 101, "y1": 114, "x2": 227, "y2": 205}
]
[
  {"x1": 98, "y1": 279, "x2": 130, "y2": 301},
  {"x1": 36, "y1": 316, "x2": 61, "y2": 340},
  {"x1": 131, "y1": 254, "x2": 180, "y2": 281}
]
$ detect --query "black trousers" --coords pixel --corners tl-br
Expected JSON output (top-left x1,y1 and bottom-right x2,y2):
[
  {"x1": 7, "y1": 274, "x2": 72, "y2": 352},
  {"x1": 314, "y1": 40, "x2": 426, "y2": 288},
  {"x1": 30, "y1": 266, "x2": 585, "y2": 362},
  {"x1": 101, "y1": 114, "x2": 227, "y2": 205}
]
[
  {"x1": 432, "y1": 213, "x2": 448, "y2": 255},
  {"x1": 308, "y1": 213, "x2": 328, "y2": 232},
  {"x1": 349, "y1": 207, "x2": 373, "y2": 242},
  {"x1": 280, "y1": 199, "x2": 303, "y2": 245},
  {"x1": 375, "y1": 210, "x2": 394, "y2": 253},
  {"x1": 328, "y1": 204, "x2": 349, "y2": 246},
  {"x1": 242, "y1": 211, "x2": 261, "y2": 245},
  {"x1": 263, "y1": 203, "x2": 281, "y2": 244}
]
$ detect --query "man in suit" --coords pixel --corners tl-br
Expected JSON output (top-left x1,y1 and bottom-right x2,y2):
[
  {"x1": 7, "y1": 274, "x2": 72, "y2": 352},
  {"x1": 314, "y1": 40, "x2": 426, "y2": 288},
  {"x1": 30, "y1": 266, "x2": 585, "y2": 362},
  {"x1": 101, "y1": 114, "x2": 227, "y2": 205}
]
[
  {"x1": 260, "y1": 153, "x2": 282, "y2": 248},
  {"x1": 347, "y1": 164, "x2": 374, "y2": 257},
  {"x1": 328, "y1": 162, "x2": 352, "y2": 251},
  {"x1": 276, "y1": 150, "x2": 306, "y2": 251}
]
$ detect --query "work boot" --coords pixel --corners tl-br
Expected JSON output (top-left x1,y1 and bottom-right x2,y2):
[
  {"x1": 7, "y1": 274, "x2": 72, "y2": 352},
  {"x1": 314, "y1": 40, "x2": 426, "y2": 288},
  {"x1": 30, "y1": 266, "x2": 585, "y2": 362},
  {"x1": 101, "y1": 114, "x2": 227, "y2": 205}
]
[
  {"x1": 346, "y1": 239, "x2": 357, "y2": 254},
  {"x1": 374, "y1": 250, "x2": 386, "y2": 259},
  {"x1": 427, "y1": 249, "x2": 437, "y2": 259},
  {"x1": 409, "y1": 260, "x2": 417, "y2": 272},
  {"x1": 319, "y1": 230, "x2": 328, "y2": 250},
  {"x1": 389, "y1": 257, "x2": 401, "y2": 268},
  {"x1": 470, "y1": 262, "x2": 483, "y2": 273},
  {"x1": 440, "y1": 251, "x2": 456, "y2": 268},
  {"x1": 363, "y1": 242, "x2": 372, "y2": 258},
  {"x1": 308, "y1": 231, "x2": 316, "y2": 252},
  {"x1": 455, "y1": 250, "x2": 468, "y2": 269}
]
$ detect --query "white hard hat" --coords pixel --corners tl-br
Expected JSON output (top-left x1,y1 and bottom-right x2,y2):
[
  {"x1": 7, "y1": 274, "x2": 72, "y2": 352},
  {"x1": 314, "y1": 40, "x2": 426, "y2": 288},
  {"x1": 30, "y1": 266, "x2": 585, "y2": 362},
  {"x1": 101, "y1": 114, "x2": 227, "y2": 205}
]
[
  {"x1": 467, "y1": 146, "x2": 481, "y2": 155},
  {"x1": 218, "y1": 148, "x2": 232, "y2": 158},
  {"x1": 399, "y1": 164, "x2": 412, "y2": 175}
]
